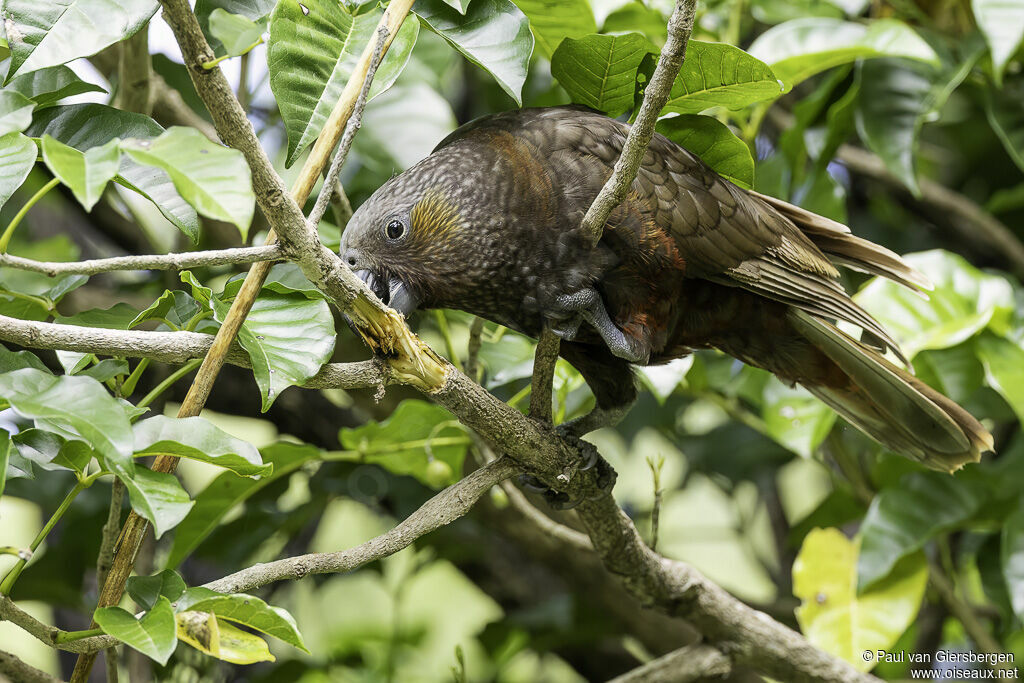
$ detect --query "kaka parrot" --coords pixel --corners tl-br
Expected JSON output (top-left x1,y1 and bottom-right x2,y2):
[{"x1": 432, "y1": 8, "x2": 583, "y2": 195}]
[{"x1": 340, "y1": 106, "x2": 992, "y2": 472}]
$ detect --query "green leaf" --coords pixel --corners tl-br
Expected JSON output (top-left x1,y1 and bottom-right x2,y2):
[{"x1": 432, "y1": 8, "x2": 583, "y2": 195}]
[
  {"x1": 3, "y1": 0, "x2": 158, "y2": 81},
  {"x1": 748, "y1": 17, "x2": 939, "y2": 91},
  {"x1": 656, "y1": 114, "x2": 755, "y2": 188},
  {"x1": 177, "y1": 587, "x2": 308, "y2": 651},
  {"x1": 853, "y1": 250, "x2": 1014, "y2": 358},
  {"x1": 130, "y1": 290, "x2": 203, "y2": 330},
  {"x1": 550, "y1": 33, "x2": 653, "y2": 117},
  {"x1": 1003, "y1": 498, "x2": 1024, "y2": 621},
  {"x1": 339, "y1": 400, "x2": 468, "y2": 488},
  {"x1": 0, "y1": 133, "x2": 38, "y2": 211},
  {"x1": 122, "y1": 128, "x2": 254, "y2": 240},
  {"x1": 132, "y1": 415, "x2": 270, "y2": 478},
  {"x1": 0, "y1": 369, "x2": 134, "y2": 475},
  {"x1": 41, "y1": 135, "x2": 120, "y2": 211},
  {"x1": 644, "y1": 41, "x2": 782, "y2": 114},
  {"x1": 268, "y1": 0, "x2": 420, "y2": 166},
  {"x1": 793, "y1": 527, "x2": 928, "y2": 670},
  {"x1": 167, "y1": 442, "x2": 321, "y2": 568},
  {"x1": 0, "y1": 345, "x2": 50, "y2": 374},
  {"x1": 95, "y1": 596, "x2": 177, "y2": 665},
  {"x1": 0, "y1": 91, "x2": 36, "y2": 137},
  {"x1": 55, "y1": 302, "x2": 142, "y2": 329},
  {"x1": 976, "y1": 333, "x2": 1024, "y2": 424},
  {"x1": 183, "y1": 270, "x2": 335, "y2": 411},
  {"x1": 6, "y1": 65, "x2": 106, "y2": 109},
  {"x1": 176, "y1": 612, "x2": 275, "y2": 664},
  {"x1": 0, "y1": 429, "x2": 11, "y2": 500},
  {"x1": 79, "y1": 359, "x2": 129, "y2": 383},
  {"x1": 985, "y1": 77, "x2": 1024, "y2": 174},
  {"x1": 358, "y1": 83, "x2": 457, "y2": 171},
  {"x1": 761, "y1": 378, "x2": 837, "y2": 457},
  {"x1": 857, "y1": 472, "x2": 985, "y2": 591},
  {"x1": 195, "y1": 0, "x2": 276, "y2": 54},
  {"x1": 444, "y1": 0, "x2": 472, "y2": 12},
  {"x1": 208, "y1": 9, "x2": 265, "y2": 57},
  {"x1": 972, "y1": 0, "x2": 1024, "y2": 82},
  {"x1": 854, "y1": 51, "x2": 977, "y2": 197},
  {"x1": 853, "y1": 60, "x2": 933, "y2": 197},
  {"x1": 12, "y1": 428, "x2": 92, "y2": 475},
  {"x1": 602, "y1": 3, "x2": 667, "y2": 45},
  {"x1": 122, "y1": 465, "x2": 194, "y2": 538},
  {"x1": 416, "y1": 0, "x2": 533, "y2": 105},
  {"x1": 128, "y1": 569, "x2": 187, "y2": 611},
  {"x1": 511, "y1": 0, "x2": 595, "y2": 58},
  {"x1": 26, "y1": 104, "x2": 201, "y2": 240}
]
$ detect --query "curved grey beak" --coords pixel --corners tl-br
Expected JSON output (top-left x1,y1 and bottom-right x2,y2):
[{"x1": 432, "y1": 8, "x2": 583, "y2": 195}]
[{"x1": 353, "y1": 269, "x2": 420, "y2": 317}]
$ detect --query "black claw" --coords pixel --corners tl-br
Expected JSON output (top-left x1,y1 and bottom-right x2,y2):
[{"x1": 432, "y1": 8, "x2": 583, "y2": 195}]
[{"x1": 517, "y1": 474, "x2": 550, "y2": 493}]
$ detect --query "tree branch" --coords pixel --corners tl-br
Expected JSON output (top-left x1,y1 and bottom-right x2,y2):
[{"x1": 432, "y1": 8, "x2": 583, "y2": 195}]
[
  {"x1": 0, "y1": 245, "x2": 282, "y2": 276},
  {"x1": 202, "y1": 457, "x2": 517, "y2": 593},
  {"x1": 0, "y1": 314, "x2": 389, "y2": 390},
  {"x1": 529, "y1": 329, "x2": 560, "y2": 424},
  {"x1": 607, "y1": 643, "x2": 731, "y2": 683},
  {"x1": 309, "y1": 27, "x2": 388, "y2": 227},
  {"x1": 0, "y1": 595, "x2": 115, "y2": 654},
  {"x1": 578, "y1": 0, "x2": 696, "y2": 247},
  {"x1": 52, "y1": 1, "x2": 888, "y2": 682},
  {"x1": 116, "y1": 29, "x2": 153, "y2": 115},
  {"x1": 0, "y1": 647, "x2": 63, "y2": 683}
]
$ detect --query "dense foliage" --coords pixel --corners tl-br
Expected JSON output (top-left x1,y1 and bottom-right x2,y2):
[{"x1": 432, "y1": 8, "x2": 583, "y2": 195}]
[{"x1": 0, "y1": 0, "x2": 1023, "y2": 680}]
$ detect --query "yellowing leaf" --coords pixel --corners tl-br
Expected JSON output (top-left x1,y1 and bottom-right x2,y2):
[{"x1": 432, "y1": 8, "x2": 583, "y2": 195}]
[
  {"x1": 177, "y1": 611, "x2": 275, "y2": 665},
  {"x1": 793, "y1": 527, "x2": 927, "y2": 670}
]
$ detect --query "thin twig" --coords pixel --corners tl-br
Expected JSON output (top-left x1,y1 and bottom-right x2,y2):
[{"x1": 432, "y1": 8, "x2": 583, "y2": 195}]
[
  {"x1": 529, "y1": 329, "x2": 560, "y2": 424},
  {"x1": 647, "y1": 454, "x2": 665, "y2": 551},
  {"x1": 0, "y1": 313, "x2": 390, "y2": 389},
  {"x1": 331, "y1": 179, "x2": 354, "y2": 228},
  {"x1": 309, "y1": 26, "x2": 389, "y2": 227},
  {"x1": 96, "y1": 479, "x2": 124, "y2": 683},
  {"x1": 608, "y1": 643, "x2": 732, "y2": 683},
  {"x1": 203, "y1": 458, "x2": 518, "y2": 593},
  {"x1": 0, "y1": 245, "x2": 282, "y2": 277},
  {"x1": 578, "y1": 0, "x2": 697, "y2": 247},
  {"x1": 464, "y1": 317, "x2": 485, "y2": 381}
]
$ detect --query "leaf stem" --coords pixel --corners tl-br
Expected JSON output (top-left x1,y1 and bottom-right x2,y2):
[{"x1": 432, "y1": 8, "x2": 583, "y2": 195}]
[
  {"x1": 0, "y1": 471, "x2": 104, "y2": 594},
  {"x1": 55, "y1": 628, "x2": 106, "y2": 644},
  {"x1": 201, "y1": 38, "x2": 264, "y2": 69},
  {"x1": 120, "y1": 358, "x2": 151, "y2": 398},
  {"x1": 137, "y1": 358, "x2": 202, "y2": 409},
  {"x1": 433, "y1": 310, "x2": 461, "y2": 372},
  {"x1": 0, "y1": 178, "x2": 61, "y2": 254}
]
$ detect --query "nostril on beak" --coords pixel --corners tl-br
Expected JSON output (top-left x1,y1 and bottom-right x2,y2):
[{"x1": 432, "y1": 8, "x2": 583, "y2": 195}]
[
  {"x1": 344, "y1": 249, "x2": 358, "y2": 267},
  {"x1": 347, "y1": 256, "x2": 356, "y2": 266}
]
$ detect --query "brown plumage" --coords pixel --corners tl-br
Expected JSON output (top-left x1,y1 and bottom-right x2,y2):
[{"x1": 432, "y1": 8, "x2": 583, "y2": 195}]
[{"x1": 340, "y1": 106, "x2": 992, "y2": 472}]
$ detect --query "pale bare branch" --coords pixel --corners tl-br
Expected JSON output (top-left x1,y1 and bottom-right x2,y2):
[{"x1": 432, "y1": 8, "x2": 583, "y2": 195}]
[{"x1": 0, "y1": 245, "x2": 282, "y2": 277}]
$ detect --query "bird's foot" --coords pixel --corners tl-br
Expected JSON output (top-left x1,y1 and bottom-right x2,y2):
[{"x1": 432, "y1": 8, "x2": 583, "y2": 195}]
[
  {"x1": 548, "y1": 288, "x2": 650, "y2": 364},
  {"x1": 516, "y1": 429, "x2": 616, "y2": 510}
]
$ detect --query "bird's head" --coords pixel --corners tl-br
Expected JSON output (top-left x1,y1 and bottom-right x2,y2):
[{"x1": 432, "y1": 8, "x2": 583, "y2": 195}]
[{"x1": 340, "y1": 152, "x2": 489, "y2": 317}]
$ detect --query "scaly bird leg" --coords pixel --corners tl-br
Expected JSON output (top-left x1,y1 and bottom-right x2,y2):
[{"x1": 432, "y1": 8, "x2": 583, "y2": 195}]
[{"x1": 549, "y1": 288, "x2": 651, "y2": 364}]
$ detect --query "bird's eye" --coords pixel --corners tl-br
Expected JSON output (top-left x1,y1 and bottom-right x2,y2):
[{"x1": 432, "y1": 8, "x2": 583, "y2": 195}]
[{"x1": 385, "y1": 219, "x2": 406, "y2": 240}]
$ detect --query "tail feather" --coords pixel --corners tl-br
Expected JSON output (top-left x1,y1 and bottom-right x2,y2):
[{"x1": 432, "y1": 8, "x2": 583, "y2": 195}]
[
  {"x1": 788, "y1": 309, "x2": 992, "y2": 471},
  {"x1": 751, "y1": 190, "x2": 933, "y2": 293}
]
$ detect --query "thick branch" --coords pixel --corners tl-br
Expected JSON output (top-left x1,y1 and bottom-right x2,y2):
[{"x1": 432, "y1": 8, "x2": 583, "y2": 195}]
[
  {"x1": 529, "y1": 329, "x2": 560, "y2": 423},
  {"x1": 0, "y1": 245, "x2": 281, "y2": 276},
  {"x1": 0, "y1": 314, "x2": 388, "y2": 390},
  {"x1": 608, "y1": 643, "x2": 731, "y2": 683},
  {"x1": 578, "y1": 0, "x2": 696, "y2": 247},
  {"x1": 0, "y1": 647, "x2": 63, "y2": 683}
]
